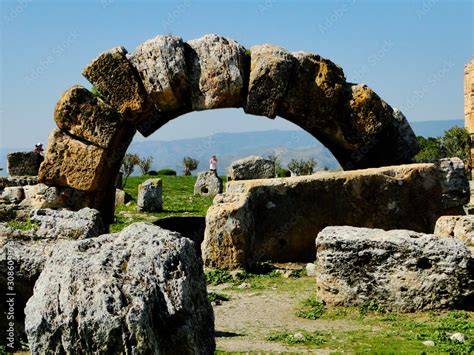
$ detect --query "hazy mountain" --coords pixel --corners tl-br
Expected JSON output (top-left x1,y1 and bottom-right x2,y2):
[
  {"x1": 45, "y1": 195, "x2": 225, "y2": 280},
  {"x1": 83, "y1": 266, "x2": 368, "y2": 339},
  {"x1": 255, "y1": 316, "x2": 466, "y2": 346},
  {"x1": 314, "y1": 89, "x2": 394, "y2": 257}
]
[
  {"x1": 0, "y1": 119, "x2": 465, "y2": 177},
  {"x1": 127, "y1": 130, "x2": 340, "y2": 175},
  {"x1": 410, "y1": 119, "x2": 464, "y2": 138}
]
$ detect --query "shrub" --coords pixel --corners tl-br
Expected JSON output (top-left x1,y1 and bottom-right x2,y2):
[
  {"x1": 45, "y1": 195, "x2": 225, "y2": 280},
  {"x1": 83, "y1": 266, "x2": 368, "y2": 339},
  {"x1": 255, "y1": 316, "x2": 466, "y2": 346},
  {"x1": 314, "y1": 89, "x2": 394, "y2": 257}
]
[
  {"x1": 148, "y1": 170, "x2": 158, "y2": 176},
  {"x1": 296, "y1": 297, "x2": 326, "y2": 320},
  {"x1": 205, "y1": 269, "x2": 232, "y2": 285},
  {"x1": 156, "y1": 169, "x2": 177, "y2": 176},
  {"x1": 277, "y1": 168, "x2": 291, "y2": 177}
]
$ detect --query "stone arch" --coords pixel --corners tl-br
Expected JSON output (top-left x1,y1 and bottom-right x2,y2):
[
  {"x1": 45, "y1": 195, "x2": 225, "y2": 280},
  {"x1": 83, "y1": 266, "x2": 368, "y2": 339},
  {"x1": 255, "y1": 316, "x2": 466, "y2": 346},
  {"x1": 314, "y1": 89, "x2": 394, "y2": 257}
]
[{"x1": 38, "y1": 34, "x2": 419, "y2": 223}]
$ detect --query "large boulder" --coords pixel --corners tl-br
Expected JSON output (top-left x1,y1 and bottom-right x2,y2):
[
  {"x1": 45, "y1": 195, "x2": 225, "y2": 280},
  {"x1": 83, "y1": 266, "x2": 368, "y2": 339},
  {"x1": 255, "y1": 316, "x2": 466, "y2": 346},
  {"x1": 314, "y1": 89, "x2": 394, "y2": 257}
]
[
  {"x1": 315, "y1": 226, "x2": 473, "y2": 312},
  {"x1": 54, "y1": 85, "x2": 125, "y2": 149},
  {"x1": 137, "y1": 178, "x2": 163, "y2": 212},
  {"x1": 129, "y1": 35, "x2": 190, "y2": 114},
  {"x1": 7, "y1": 152, "x2": 43, "y2": 177},
  {"x1": 194, "y1": 171, "x2": 223, "y2": 196},
  {"x1": 30, "y1": 208, "x2": 104, "y2": 240},
  {"x1": 434, "y1": 215, "x2": 474, "y2": 253},
  {"x1": 203, "y1": 163, "x2": 467, "y2": 270},
  {"x1": 24, "y1": 222, "x2": 215, "y2": 354},
  {"x1": 227, "y1": 156, "x2": 275, "y2": 181},
  {"x1": 187, "y1": 34, "x2": 247, "y2": 110}
]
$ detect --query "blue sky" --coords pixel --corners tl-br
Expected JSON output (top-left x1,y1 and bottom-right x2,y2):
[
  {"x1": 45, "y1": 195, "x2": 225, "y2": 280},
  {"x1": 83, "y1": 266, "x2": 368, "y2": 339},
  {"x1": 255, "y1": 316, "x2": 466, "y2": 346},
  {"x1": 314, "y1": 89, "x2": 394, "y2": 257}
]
[{"x1": 0, "y1": 0, "x2": 472, "y2": 148}]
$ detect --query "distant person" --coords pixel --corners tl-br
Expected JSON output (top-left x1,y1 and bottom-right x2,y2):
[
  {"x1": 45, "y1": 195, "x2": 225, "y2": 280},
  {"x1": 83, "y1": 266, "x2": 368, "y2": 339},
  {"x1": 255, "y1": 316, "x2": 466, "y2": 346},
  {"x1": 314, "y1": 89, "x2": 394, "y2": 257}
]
[
  {"x1": 209, "y1": 155, "x2": 218, "y2": 174},
  {"x1": 34, "y1": 142, "x2": 44, "y2": 155}
]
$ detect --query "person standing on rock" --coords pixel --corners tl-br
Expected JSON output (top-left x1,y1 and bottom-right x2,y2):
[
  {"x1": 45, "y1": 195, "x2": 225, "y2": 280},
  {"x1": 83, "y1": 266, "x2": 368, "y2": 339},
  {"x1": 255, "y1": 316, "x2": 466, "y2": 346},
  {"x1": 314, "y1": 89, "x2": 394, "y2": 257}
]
[{"x1": 209, "y1": 155, "x2": 218, "y2": 174}]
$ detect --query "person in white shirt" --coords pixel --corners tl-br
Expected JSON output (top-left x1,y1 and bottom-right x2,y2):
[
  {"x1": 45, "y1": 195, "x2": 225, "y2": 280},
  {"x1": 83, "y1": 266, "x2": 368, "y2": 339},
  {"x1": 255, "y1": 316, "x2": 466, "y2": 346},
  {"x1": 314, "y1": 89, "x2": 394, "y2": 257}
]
[{"x1": 209, "y1": 155, "x2": 218, "y2": 174}]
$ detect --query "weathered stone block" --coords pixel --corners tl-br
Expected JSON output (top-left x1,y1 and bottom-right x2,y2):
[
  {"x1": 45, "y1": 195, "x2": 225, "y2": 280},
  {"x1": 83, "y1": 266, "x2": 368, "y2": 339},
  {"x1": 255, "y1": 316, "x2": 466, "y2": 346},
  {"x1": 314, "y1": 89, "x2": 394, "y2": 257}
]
[
  {"x1": 244, "y1": 44, "x2": 295, "y2": 118},
  {"x1": 194, "y1": 171, "x2": 223, "y2": 196},
  {"x1": 437, "y1": 157, "x2": 470, "y2": 210},
  {"x1": 129, "y1": 35, "x2": 190, "y2": 113},
  {"x1": 227, "y1": 156, "x2": 275, "y2": 181},
  {"x1": 7, "y1": 152, "x2": 43, "y2": 176},
  {"x1": 203, "y1": 163, "x2": 465, "y2": 270},
  {"x1": 54, "y1": 85, "x2": 125, "y2": 149},
  {"x1": 38, "y1": 129, "x2": 108, "y2": 191},
  {"x1": 82, "y1": 46, "x2": 163, "y2": 137},
  {"x1": 315, "y1": 226, "x2": 473, "y2": 312},
  {"x1": 137, "y1": 178, "x2": 163, "y2": 212},
  {"x1": 115, "y1": 188, "x2": 132, "y2": 207},
  {"x1": 24, "y1": 222, "x2": 215, "y2": 354},
  {"x1": 187, "y1": 34, "x2": 247, "y2": 110}
]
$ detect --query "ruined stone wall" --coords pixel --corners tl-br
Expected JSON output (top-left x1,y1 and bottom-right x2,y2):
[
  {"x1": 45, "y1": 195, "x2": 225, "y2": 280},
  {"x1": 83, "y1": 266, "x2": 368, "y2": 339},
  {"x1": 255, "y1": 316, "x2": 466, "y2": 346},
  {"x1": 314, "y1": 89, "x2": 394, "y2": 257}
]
[{"x1": 464, "y1": 58, "x2": 474, "y2": 171}]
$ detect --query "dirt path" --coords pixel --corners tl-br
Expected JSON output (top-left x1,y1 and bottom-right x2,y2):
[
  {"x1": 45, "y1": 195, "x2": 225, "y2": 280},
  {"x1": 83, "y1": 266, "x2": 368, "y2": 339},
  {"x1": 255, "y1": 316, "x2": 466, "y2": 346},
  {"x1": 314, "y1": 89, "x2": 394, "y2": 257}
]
[{"x1": 210, "y1": 276, "x2": 367, "y2": 353}]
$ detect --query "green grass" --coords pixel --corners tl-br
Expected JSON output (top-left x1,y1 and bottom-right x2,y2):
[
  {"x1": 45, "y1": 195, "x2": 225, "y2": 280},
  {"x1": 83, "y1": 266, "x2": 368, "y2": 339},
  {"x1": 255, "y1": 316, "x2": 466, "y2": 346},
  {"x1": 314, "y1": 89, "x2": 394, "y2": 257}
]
[
  {"x1": 7, "y1": 215, "x2": 39, "y2": 231},
  {"x1": 110, "y1": 174, "x2": 223, "y2": 232},
  {"x1": 267, "y1": 330, "x2": 326, "y2": 346},
  {"x1": 208, "y1": 292, "x2": 230, "y2": 303},
  {"x1": 296, "y1": 296, "x2": 326, "y2": 320}
]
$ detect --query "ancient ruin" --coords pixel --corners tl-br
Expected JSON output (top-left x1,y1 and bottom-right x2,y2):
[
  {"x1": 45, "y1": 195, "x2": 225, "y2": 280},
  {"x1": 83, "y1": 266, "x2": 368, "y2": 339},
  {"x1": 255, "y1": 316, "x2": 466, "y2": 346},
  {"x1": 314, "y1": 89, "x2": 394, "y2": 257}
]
[
  {"x1": 465, "y1": 57, "x2": 474, "y2": 173},
  {"x1": 37, "y1": 34, "x2": 419, "y2": 221},
  {"x1": 202, "y1": 161, "x2": 469, "y2": 270}
]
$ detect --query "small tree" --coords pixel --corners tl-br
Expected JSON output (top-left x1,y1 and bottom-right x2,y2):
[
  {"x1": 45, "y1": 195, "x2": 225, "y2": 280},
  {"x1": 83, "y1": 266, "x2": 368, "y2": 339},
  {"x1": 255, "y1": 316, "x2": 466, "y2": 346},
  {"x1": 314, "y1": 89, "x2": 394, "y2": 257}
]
[
  {"x1": 182, "y1": 156, "x2": 199, "y2": 176},
  {"x1": 440, "y1": 126, "x2": 470, "y2": 161},
  {"x1": 138, "y1": 155, "x2": 154, "y2": 175},
  {"x1": 267, "y1": 154, "x2": 282, "y2": 172},
  {"x1": 287, "y1": 158, "x2": 317, "y2": 176},
  {"x1": 121, "y1": 153, "x2": 140, "y2": 186}
]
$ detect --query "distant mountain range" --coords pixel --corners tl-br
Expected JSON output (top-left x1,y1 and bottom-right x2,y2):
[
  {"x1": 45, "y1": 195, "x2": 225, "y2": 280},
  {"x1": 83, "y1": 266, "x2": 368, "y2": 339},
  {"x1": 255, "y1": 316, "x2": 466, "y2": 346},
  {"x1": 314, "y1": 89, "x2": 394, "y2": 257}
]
[{"x1": 0, "y1": 119, "x2": 466, "y2": 176}]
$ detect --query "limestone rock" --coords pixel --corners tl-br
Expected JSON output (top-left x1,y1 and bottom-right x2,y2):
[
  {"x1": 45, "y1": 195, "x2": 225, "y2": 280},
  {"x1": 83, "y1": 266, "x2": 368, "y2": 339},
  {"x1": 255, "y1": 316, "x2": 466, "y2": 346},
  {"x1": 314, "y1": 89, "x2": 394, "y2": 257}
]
[
  {"x1": 227, "y1": 156, "x2": 275, "y2": 181},
  {"x1": 82, "y1": 46, "x2": 163, "y2": 137},
  {"x1": 0, "y1": 187, "x2": 24, "y2": 204},
  {"x1": 244, "y1": 44, "x2": 295, "y2": 118},
  {"x1": 437, "y1": 157, "x2": 469, "y2": 210},
  {"x1": 24, "y1": 222, "x2": 215, "y2": 354},
  {"x1": 203, "y1": 163, "x2": 461, "y2": 270},
  {"x1": 20, "y1": 183, "x2": 94, "y2": 210},
  {"x1": 194, "y1": 171, "x2": 223, "y2": 196},
  {"x1": 38, "y1": 129, "x2": 108, "y2": 191},
  {"x1": 114, "y1": 188, "x2": 132, "y2": 207},
  {"x1": 434, "y1": 215, "x2": 474, "y2": 252},
  {"x1": 30, "y1": 208, "x2": 104, "y2": 240},
  {"x1": 315, "y1": 226, "x2": 474, "y2": 312},
  {"x1": 54, "y1": 85, "x2": 125, "y2": 149},
  {"x1": 7, "y1": 152, "x2": 43, "y2": 176},
  {"x1": 129, "y1": 35, "x2": 190, "y2": 113},
  {"x1": 137, "y1": 178, "x2": 163, "y2": 212},
  {"x1": 187, "y1": 34, "x2": 247, "y2": 110}
]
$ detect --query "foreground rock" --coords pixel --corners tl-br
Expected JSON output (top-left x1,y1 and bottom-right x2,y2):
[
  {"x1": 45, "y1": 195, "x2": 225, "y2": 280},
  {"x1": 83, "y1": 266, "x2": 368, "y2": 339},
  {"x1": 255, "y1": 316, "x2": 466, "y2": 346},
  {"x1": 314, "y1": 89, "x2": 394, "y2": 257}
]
[
  {"x1": 137, "y1": 178, "x2": 163, "y2": 212},
  {"x1": 194, "y1": 171, "x2": 223, "y2": 196},
  {"x1": 315, "y1": 226, "x2": 473, "y2": 312},
  {"x1": 203, "y1": 163, "x2": 468, "y2": 270},
  {"x1": 25, "y1": 222, "x2": 215, "y2": 354},
  {"x1": 7, "y1": 152, "x2": 43, "y2": 176},
  {"x1": 434, "y1": 215, "x2": 474, "y2": 253},
  {"x1": 227, "y1": 156, "x2": 275, "y2": 181}
]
